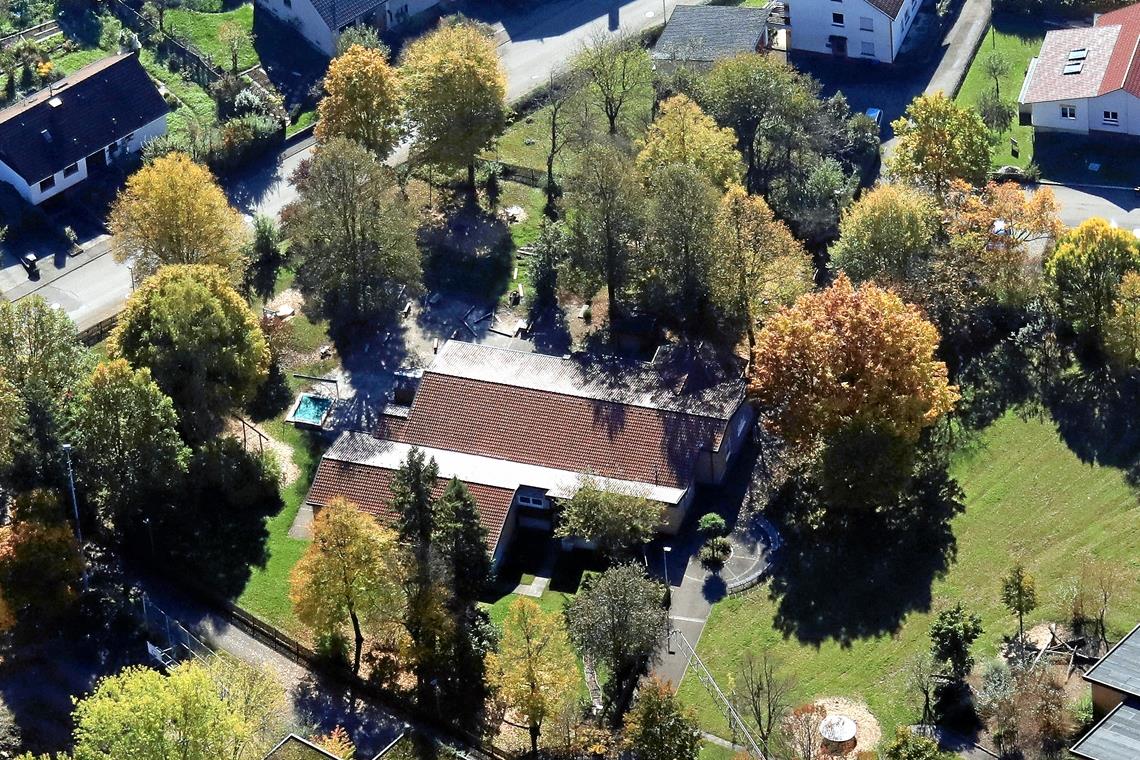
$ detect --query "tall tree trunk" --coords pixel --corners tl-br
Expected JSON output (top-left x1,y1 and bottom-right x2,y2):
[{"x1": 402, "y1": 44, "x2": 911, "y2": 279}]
[
  {"x1": 349, "y1": 607, "x2": 364, "y2": 675},
  {"x1": 467, "y1": 162, "x2": 477, "y2": 198},
  {"x1": 529, "y1": 723, "x2": 540, "y2": 755}
]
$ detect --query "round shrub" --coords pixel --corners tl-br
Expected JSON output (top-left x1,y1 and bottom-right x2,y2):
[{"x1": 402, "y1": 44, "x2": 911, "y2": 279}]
[{"x1": 698, "y1": 513, "x2": 727, "y2": 538}]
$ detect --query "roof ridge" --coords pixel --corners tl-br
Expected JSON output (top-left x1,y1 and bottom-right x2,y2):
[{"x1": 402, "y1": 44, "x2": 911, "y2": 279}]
[{"x1": 0, "y1": 51, "x2": 132, "y2": 126}]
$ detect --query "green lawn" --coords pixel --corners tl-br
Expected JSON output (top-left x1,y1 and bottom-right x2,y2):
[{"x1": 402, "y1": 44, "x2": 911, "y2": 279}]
[
  {"x1": 679, "y1": 413, "x2": 1140, "y2": 740},
  {"x1": 286, "y1": 109, "x2": 316, "y2": 138},
  {"x1": 956, "y1": 17, "x2": 1045, "y2": 169},
  {"x1": 166, "y1": 4, "x2": 258, "y2": 72}
]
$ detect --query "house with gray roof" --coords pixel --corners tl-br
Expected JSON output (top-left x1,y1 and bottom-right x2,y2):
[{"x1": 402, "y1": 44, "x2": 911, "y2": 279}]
[
  {"x1": 788, "y1": 0, "x2": 921, "y2": 62},
  {"x1": 254, "y1": 0, "x2": 438, "y2": 55},
  {"x1": 1070, "y1": 622, "x2": 1140, "y2": 760},
  {"x1": 651, "y1": 5, "x2": 785, "y2": 73}
]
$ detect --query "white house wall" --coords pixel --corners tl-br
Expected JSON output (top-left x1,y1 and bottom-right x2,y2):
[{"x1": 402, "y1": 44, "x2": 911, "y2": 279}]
[
  {"x1": 789, "y1": 0, "x2": 895, "y2": 62},
  {"x1": 256, "y1": 0, "x2": 337, "y2": 55},
  {"x1": 890, "y1": 0, "x2": 921, "y2": 60}
]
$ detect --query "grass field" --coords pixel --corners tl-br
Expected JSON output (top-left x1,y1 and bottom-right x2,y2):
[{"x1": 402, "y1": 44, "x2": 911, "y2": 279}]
[
  {"x1": 956, "y1": 16, "x2": 1045, "y2": 169},
  {"x1": 166, "y1": 3, "x2": 259, "y2": 73},
  {"x1": 678, "y1": 412, "x2": 1140, "y2": 740}
]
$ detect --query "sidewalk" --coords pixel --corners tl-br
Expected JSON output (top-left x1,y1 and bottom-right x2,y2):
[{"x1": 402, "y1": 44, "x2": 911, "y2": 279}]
[{"x1": 925, "y1": 0, "x2": 993, "y2": 98}]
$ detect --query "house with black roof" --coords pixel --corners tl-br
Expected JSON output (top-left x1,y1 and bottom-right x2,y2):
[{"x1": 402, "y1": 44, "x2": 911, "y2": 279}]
[
  {"x1": 651, "y1": 5, "x2": 786, "y2": 74},
  {"x1": 0, "y1": 51, "x2": 168, "y2": 205},
  {"x1": 1070, "y1": 622, "x2": 1140, "y2": 760},
  {"x1": 254, "y1": 0, "x2": 439, "y2": 55}
]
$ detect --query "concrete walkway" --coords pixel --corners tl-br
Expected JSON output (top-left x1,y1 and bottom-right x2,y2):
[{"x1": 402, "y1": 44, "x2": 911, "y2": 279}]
[{"x1": 925, "y1": 0, "x2": 993, "y2": 98}]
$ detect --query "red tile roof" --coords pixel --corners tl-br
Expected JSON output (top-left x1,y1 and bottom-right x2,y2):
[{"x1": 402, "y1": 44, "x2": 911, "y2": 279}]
[
  {"x1": 306, "y1": 458, "x2": 515, "y2": 552},
  {"x1": 388, "y1": 373, "x2": 730, "y2": 490},
  {"x1": 1097, "y1": 4, "x2": 1140, "y2": 97}
]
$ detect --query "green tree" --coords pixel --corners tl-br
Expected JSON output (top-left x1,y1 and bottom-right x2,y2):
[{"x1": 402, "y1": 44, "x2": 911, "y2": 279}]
[
  {"x1": 982, "y1": 51, "x2": 1012, "y2": 98},
  {"x1": 72, "y1": 359, "x2": 189, "y2": 530},
  {"x1": 315, "y1": 44, "x2": 403, "y2": 158},
  {"x1": 574, "y1": 30, "x2": 652, "y2": 135},
  {"x1": 218, "y1": 20, "x2": 251, "y2": 74},
  {"x1": 623, "y1": 678, "x2": 701, "y2": 760},
  {"x1": 528, "y1": 219, "x2": 569, "y2": 310},
  {"x1": 888, "y1": 93, "x2": 992, "y2": 197},
  {"x1": 1001, "y1": 563, "x2": 1039, "y2": 646},
  {"x1": 487, "y1": 597, "x2": 580, "y2": 755},
  {"x1": 1104, "y1": 271, "x2": 1140, "y2": 369},
  {"x1": 1045, "y1": 217, "x2": 1140, "y2": 336},
  {"x1": 829, "y1": 183, "x2": 939, "y2": 284},
  {"x1": 0, "y1": 491, "x2": 83, "y2": 629},
  {"x1": 976, "y1": 89, "x2": 1015, "y2": 136},
  {"x1": 336, "y1": 23, "x2": 389, "y2": 54},
  {"x1": 433, "y1": 477, "x2": 492, "y2": 609},
  {"x1": 636, "y1": 94, "x2": 742, "y2": 189},
  {"x1": 929, "y1": 602, "x2": 983, "y2": 680},
  {"x1": 286, "y1": 136, "x2": 422, "y2": 326},
  {"x1": 555, "y1": 475, "x2": 659, "y2": 559},
  {"x1": 0, "y1": 374, "x2": 23, "y2": 473},
  {"x1": 401, "y1": 21, "x2": 507, "y2": 190},
  {"x1": 565, "y1": 564, "x2": 666, "y2": 717},
  {"x1": 290, "y1": 498, "x2": 404, "y2": 674},
  {"x1": 111, "y1": 265, "x2": 269, "y2": 444},
  {"x1": 884, "y1": 726, "x2": 954, "y2": 760}
]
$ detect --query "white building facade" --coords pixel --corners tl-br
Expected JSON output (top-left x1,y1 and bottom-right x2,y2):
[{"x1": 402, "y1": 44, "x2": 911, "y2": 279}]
[
  {"x1": 255, "y1": 0, "x2": 440, "y2": 56},
  {"x1": 788, "y1": 0, "x2": 920, "y2": 63}
]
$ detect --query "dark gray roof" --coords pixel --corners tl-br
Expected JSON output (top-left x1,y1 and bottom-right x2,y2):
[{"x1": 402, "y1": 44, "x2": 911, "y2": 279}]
[
  {"x1": 1071, "y1": 698, "x2": 1140, "y2": 760},
  {"x1": 309, "y1": 0, "x2": 385, "y2": 32},
  {"x1": 867, "y1": 0, "x2": 906, "y2": 19},
  {"x1": 0, "y1": 52, "x2": 168, "y2": 184},
  {"x1": 264, "y1": 734, "x2": 340, "y2": 760},
  {"x1": 1086, "y1": 623, "x2": 1140, "y2": 698},
  {"x1": 651, "y1": 5, "x2": 772, "y2": 63}
]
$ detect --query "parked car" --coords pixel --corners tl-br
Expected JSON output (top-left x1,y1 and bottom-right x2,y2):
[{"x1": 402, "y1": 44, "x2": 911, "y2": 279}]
[
  {"x1": 19, "y1": 252, "x2": 38, "y2": 275},
  {"x1": 865, "y1": 107, "x2": 884, "y2": 133}
]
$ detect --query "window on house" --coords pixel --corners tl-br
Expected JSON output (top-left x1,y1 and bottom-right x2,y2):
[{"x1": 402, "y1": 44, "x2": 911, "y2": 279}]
[
  {"x1": 39, "y1": 176, "x2": 55, "y2": 192},
  {"x1": 517, "y1": 494, "x2": 545, "y2": 507},
  {"x1": 832, "y1": 12, "x2": 844, "y2": 25},
  {"x1": 1060, "y1": 105, "x2": 1076, "y2": 120},
  {"x1": 860, "y1": 16, "x2": 873, "y2": 30},
  {"x1": 63, "y1": 163, "x2": 78, "y2": 177},
  {"x1": 861, "y1": 41, "x2": 875, "y2": 56},
  {"x1": 1104, "y1": 110, "x2": 1120, "y2": 125}
]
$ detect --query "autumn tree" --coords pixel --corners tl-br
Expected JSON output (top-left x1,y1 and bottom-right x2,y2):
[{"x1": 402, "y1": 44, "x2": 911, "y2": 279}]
[
  {"x1": 1104, "y1": 271, "x2": 1140, "y2": 370},
  {"x1": 0, "y1": 491, "x2": 83, "y2": 629},
  {"x1": 888, "y1": 93, "x2": 992, "y2": 197},
  {"x1": 555, "y1": 475, "x2": 659, "y2": 559},
  {"x1": 784, "y1": 704, "x2": 825, "y2": 760},
  {"x1": 71, "y1": 359, "x2": 188, "y2": 530},
  {"x1": 286, "y1": 137, "x2": 421, "y2": 327},
  {"x1": 829, "y1": 183, "x2": 939, "y2": 285},
  {"x1": 929, "y1": 602, "x2": 983, "y2": 680},
  {"x1": 564, "y1": 142, "x2": 645, "y2": 322},
  {"x1": 1073, "y1": 556, "x2": 1123, "y2": 648},
  {"x1": 712, "y1": 186, "x2": 812, "y2": 349},
  {"x1": 748, "y1": 275, "x2": 958, "y2": 448},
  {"x1": 731, "y1": 650, "x2": 795, "y2": 753},
  {"x1": 488, "y1": 597, "x2": 580, "y2": 755},
  {"x1": 623, "y1": 678, "x2": 702, "y2": 760},
  {"x1": 206, "y1": 657, "x2": 288, "y2": 759},
  {"x1": 884, "y1": 726, "x2": 954, "y2": 760},
  {"x1": 109, "y1": 152, "x2": 248, "y2": 282},
  {"x1": 1001, "y1": 563, "x2": 1038, "y2": 648},
  {"x1": 636, "y1": 94, "x2": 742, "y2": 189},
  {"x1": 566, "y1": 564, "x2": 666, "y2": 717},
  {"x1": 218, "y1": 20, "x2": 251, "y2": 74},
  {"x1": 575, "y1": 30, "x2": 652, "y2": 135},
  {"x1": 290, "y1": 499, "x2": 404, "y2": 674},
  {"x1": 315, "y1": 726, "x2": 356, "y2": 758},
  {"x1": 1045, "y1": 216, "x2": 1140, "y2": 335},
  {"x1": 112, "y1": 265, "x2": 268, "y2": 443},
  {"x1": 401, "y1": 21, "x2": 507, "y2": 189},
  {"x1": 316, "y1": 44, "x2": 402, "y2": 158}
]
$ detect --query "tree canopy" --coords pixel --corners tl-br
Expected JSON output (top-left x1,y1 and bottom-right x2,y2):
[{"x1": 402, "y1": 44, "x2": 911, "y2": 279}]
[
  {"x1": 636, "y1": 94, "x2": 742, "y2": 189},
  {"x1": 830, "y1": 183, "x2": 939, "y2": 285},
  {"x1": 555, "y1": 475, "x2": 660, "y2": 558},
  {"x1": 574, "y1": 31, "x2": 652, "y2": 136},
  {"x1": 888, "y1": 93, "x2": 992, "y2": 197},
  {"x1": 623, "y1": 678, "x2": 702, "y2": 760},
  {"x1": 1045, "y1": 216, "x2": 1140, "y2": 336},
  {"x1": 316, "y1": 44, "x2": 403, "y2": 158},
  {"x1": 109, "y1": 152, "x2": 249, "y2": 282}
]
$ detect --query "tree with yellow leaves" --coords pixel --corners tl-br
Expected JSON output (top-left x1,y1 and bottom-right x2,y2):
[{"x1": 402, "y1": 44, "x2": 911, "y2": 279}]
[
  {"x1": 636, "y1": 94, "x2": 742, "y2": 190},
  {"x1": 290, "y1": 499, "x2": 405, "y2": 675},
  {"x1": 887, "y1": 93, "x2": 991, "y2": 198},
  {"x1": 748, "y1": 274, "x2": 958, "y2": 447},
  {"x1": 829, "y1": 183, "x2": 940, "y2": 285},
  {"x1": 401, "y1": 22, "x2": 507, "y2": 190},
  {"x1": 315, "y1": 726, "x2": 356, "y2": 759},
  {"x1": 712, "y1": 185, "x2": 813, "y2": 350},
  {"x1": 316, "y1": 44, "x2": 403, "y2": 158},
  {"x1": 1045, "y1": 216, "x2": 1140, "y2": 336},
  {"x1": 1103, "y1": 271, "x2": 1140, "y2": 370},
  {"x1": 109, "y1": 152, "x2": 248, "y2": 283},
  {"x1": 488, "y1": 597, "x2": 580, "y2": 755},
  {"x1": 0, "y1": 490, "x2": 84, "y2": 631}
]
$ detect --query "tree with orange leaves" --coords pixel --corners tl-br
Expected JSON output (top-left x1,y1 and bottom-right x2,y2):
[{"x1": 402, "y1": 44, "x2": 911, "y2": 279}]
[{"x1": 748, "y1": 275, "x2": 958, "y2": 448}]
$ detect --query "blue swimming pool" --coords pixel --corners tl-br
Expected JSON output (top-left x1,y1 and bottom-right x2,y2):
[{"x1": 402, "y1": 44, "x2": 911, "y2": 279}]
[{"x1": 289, "y1": 393, "x2": 333, "y2": 427}]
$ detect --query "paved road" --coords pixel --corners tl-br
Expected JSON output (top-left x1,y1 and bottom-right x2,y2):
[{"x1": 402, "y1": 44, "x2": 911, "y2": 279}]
[{"x1": 1040, "y1": 183, "x2": 1140, "y2": 229}]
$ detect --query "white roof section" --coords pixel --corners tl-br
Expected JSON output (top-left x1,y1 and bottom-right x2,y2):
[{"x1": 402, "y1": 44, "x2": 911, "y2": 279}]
[
  {"x1": 427, "y1": 340, "x2": 743, "y2": 420},
  {"x1": 325, "y1": 432, "x2": 688, "y2": 505}
]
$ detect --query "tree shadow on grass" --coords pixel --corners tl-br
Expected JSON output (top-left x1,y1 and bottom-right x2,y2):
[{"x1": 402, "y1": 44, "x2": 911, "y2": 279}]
[
  {"x1": 1045, "y1": 366, "x2": 1140, "y2": 471},
  {"x1": 764, "y1": 464, "x2": 964, "y2": 647}
]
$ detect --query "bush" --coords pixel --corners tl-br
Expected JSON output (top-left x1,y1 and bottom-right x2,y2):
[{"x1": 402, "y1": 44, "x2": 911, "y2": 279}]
[
  {"x1": 233, "y1": 88, "x2": 264, "y2": 117},
  {"x1": 206, "y1": 114, "x2": 283, "y2": 172},
  {"x1": 699, "y1": 536, "x2": 731, "y2": 567},
  {"x1": 697, "y1": 513, "x2": 727, "y2": 538},
  {"x1": 252, "y1": 214, "x2": 281, "y2": 261}
]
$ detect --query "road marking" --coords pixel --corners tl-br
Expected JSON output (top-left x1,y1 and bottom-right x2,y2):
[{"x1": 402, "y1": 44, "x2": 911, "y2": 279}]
[{"x1": 669, "y1": 615, "x2": 707, "y2": 624}]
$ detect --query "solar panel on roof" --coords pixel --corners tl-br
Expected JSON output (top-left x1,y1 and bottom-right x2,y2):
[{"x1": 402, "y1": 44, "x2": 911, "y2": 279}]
[{"x1": 1064, "y1": 61, "x2": 1084, "y2": 74}]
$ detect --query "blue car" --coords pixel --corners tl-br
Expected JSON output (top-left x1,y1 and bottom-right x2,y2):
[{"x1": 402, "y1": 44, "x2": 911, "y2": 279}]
[{"x1": 865, "y1": 108, "x2": 884, "y2": 133}]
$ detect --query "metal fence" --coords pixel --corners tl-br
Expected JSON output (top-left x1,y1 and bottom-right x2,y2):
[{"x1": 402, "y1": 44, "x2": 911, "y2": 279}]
[{"x1": 107, "y1": 0, "x2": 224, "y2": 88}]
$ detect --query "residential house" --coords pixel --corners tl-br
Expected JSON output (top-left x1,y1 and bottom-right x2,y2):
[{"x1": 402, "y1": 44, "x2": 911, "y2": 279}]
[
  {"x1": 788, "y1": 0, "x2": 921, "y2": 63},
  {"x1": 1018, "y1": 3, "x2": 1140, "y2": 136},
  {"x1": 265, "y1": 732, "x2": 412, "y2": 759},
  {"x1": 305, "y1": 341, "x2": 754, "y2": 567},
  {"x1": 254, "y1": 0, "x2": 439, "y2": 56},
  {"x1": 0, "y1": 52, "x2": 168, "y2": 205},
  {"x1": 651, "y1": 5, "x2": 788, "y2": 74},
  {"x1": 1070, "y1": 622, "x2": 1140, "y2": 760}
]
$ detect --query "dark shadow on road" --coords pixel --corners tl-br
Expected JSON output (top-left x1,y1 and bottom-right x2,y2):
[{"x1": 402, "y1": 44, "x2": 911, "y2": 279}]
[{"x1": 291, "y1": 674, "x2": 407, "y2": 756}]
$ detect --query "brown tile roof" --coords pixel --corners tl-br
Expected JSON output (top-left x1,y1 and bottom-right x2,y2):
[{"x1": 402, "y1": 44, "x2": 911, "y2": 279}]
[
  {"x1": 306, "y1": 457, "x2": 515, "y2": 552},
  {"x1": 1097, "y1": 3, "x2": 1140, "y2": 97},
  {"x1": 1020, "y1": 25, "x2": 1118, "y2": 104},
  {"x1": 389, "y1": 372, "x2": 730, "y2": 490}
]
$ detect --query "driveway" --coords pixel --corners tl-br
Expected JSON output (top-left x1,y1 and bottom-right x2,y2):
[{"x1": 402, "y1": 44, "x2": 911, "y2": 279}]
[{"x1": 1036, "y1": 182, "x2": 1140, "y2": 229}]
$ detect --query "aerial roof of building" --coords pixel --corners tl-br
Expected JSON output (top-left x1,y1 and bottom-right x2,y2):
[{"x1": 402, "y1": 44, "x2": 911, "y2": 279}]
[
  {"x1": 1085, "y1": 623, "x2": 1140, "y2": 697},
  {"x1": 308, "y1": 0, "x2": 384, "y2": 32},
  {"x1": 1070, "y1": 698, "x2": 1140, "y2": 760},
  {"x1": 1095, "y1": 3, "x2": 1140, "y2": 97},
  {"x1": 0, "y1": 52, "x2": 168, "y2": 184},
  {"x1": 865, "y1": 0, "x2": 907, "y2": 20},
  {"x1": 651, "y1": 4, "x2": 772, "y2": 62},
  {"x1": 263, "y1": 735, "x2": 341, "y2": 760}
]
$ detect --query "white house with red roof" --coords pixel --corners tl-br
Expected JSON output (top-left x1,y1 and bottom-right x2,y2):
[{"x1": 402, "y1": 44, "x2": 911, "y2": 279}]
[
  {"x1": 787, "y1": 0, "x2": 922, "y2": 62},
  {"x1": 1019, "y1": 4, "x2": 1140, "y2": 135}
]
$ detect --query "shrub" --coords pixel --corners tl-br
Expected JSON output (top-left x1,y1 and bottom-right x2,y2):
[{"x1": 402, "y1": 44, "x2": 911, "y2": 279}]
[
  {"x1": 252, "y1": 214, "x2": 281, "y2": 261},
  {"x1": 699, "y1": 536, "x2": 731, "y2": 567},
  {"x1": 233, "y1": 88, "x2": 264, "y2": 117},
  {"x1": 698, "y1": 513, "x2": 727, "y2": 538}
]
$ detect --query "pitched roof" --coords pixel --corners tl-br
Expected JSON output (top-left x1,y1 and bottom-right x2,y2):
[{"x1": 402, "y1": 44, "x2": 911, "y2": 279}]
[
  {"x1": 308, "y1": 0, "x2": 385, "y2": 33},
  {"x1": 0, "y1": 52, "x2": 168, "y2": 184},
  {"x1": 1085, "y1": 623, "x2": 1140, "y2": 698},
  {"x1": 264, "y1": 735, "x2": 341, "y2": 760},
  {"x1": 1096, "y1": 3, "x2": 1140, "y2": 97},
  {"x1": 866, "y1": 0, "x2": 906, "y2": 20},
  {"x1": 1019, "y1": 25, "x2": 1119, "y2": 104},
  {"x1": 652, "y1": 5, "x2": 772, "y2": 62},
  {"x1": 1070, "y1": 698, "x2": 1140, "y2": 760}
]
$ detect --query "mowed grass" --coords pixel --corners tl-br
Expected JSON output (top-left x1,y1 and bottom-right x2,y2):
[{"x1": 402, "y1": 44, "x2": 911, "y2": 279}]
[
  {"x1": 678, "y1": 413, "x2": 1140, "y2": 739},
  {"x1": 956, "y1": 16, "x2": 1045, "y2": 169},
  {"x1": 166, "y1": 3, "x2": 258, "y2": 72}
]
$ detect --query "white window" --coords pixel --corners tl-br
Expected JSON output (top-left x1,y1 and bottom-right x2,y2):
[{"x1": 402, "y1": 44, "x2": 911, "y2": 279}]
[
  {"x1": 63, "y1": 163, "x2": 78, "y2": 177},
  {"x1": 1061, "y1": 105, "x2": 1076, "y2": 120},
  {"x1": 860, "y1": 16, "x2": 873, "y2": 30},
  {"x1": 517, "y1": 494, "x2": 545, "y2": 507},
  {"x1": 1104, "y1": 110, "x2": 1120, "y2": 125},
  {"x1": 832, "y1": 12, "x2": 844, "y2": 25},
  {"x1": 861, "y1": 41, "x2": 875, "y2": 56},
  {"x1": 39, "y1": 176, "x2": 55, "y2": 192}
]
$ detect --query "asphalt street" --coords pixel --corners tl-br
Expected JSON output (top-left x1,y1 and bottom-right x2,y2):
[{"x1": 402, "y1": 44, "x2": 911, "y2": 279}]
[{"x1": 1042, "y1": 183, "x2": 1140, "y2": 230}]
